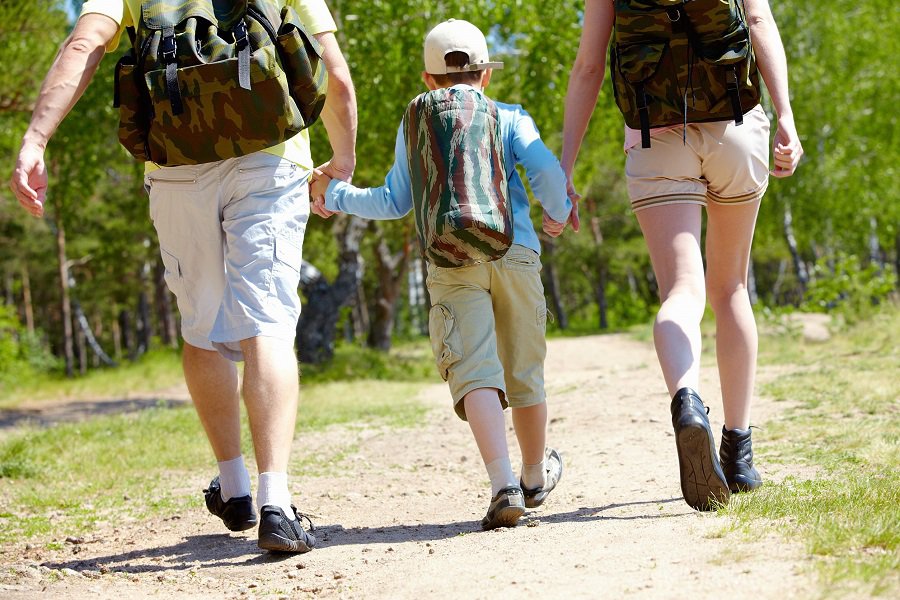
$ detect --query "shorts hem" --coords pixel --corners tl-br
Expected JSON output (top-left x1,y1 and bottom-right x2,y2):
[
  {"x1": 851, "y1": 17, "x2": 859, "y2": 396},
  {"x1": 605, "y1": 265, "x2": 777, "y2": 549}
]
[
  {"x1": 506, "y1": 394, "x2": 546, "y2": 410},
  {"x1": 632, "y1": 195, "x2": 707, "y2": 213},
  {"x1": 708, "y1": 181, "x2": 769, "y2": 205},
  {"x1": 452, "y1": 382, "x2": 507, "y2": 421}
]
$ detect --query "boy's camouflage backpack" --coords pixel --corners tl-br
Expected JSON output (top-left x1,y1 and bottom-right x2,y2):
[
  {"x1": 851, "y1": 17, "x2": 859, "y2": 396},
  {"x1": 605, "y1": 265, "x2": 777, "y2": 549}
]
[
  {"x1": 404, "y1": 87, "x2": 513, "y2": 268},
  {"x1": 113, "y1": 0, "x2": 327, "y2": 166},
  {"x1": 610, "y1": 0, "x2": 761, "y2": 147}
]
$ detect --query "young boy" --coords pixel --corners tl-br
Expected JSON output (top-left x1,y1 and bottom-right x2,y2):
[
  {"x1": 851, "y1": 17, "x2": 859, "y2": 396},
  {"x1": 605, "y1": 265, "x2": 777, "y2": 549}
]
[{"x1": 311, "y1": 19, "x2": 575, "y2": 529}]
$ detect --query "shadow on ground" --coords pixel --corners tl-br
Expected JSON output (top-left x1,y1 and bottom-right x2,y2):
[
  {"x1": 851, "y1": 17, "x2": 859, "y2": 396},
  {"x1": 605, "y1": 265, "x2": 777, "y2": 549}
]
[{"x1": 0, "y1": 398, "x2": 190, "y2": 431}]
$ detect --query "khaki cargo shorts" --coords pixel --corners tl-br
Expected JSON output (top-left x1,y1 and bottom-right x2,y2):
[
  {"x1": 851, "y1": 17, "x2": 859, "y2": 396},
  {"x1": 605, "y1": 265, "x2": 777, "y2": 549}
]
[
  {"x1": 626, "y1": 104, "x2": 771, "y2": 211},
  {"x1": 426, "y1": 244, "x2": 549, "y2": 421}
]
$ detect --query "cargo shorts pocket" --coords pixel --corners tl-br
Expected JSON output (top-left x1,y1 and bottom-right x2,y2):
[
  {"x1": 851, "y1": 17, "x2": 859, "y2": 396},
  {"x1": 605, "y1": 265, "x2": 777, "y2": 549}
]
[{"x1": 428, "y1": 304, "x2": 462, "y2": 381}]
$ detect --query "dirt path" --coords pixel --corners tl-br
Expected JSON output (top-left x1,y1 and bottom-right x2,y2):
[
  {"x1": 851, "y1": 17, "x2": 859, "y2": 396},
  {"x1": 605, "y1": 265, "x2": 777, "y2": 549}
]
[{"x1": 1, "y1": 334, "x2": 817, "y2": 599}]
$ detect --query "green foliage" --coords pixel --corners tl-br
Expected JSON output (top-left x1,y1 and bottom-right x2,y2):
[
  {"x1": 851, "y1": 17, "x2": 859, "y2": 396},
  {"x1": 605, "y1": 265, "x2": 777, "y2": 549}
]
[
  {"x1": 801, "y1": 254, "x2": 897, "y2": 324},
  {"x1": 0, "y1": 305, "x2": 59, "y2": 389},
  {"x1": 301, "y1": 339, "x2": 434, "y2": 384}
]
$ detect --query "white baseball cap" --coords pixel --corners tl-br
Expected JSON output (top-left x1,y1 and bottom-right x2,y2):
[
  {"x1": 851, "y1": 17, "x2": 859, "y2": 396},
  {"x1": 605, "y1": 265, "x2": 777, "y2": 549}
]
[{"x1": 423, "y1": 19, "x2": 504, "y2": 75}]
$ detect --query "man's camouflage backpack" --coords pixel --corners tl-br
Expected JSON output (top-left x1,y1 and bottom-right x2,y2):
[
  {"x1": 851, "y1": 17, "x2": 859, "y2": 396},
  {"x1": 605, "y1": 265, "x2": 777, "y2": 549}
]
[
  {"x1": 404, "y1": 87, "x2": 513, "y2": 268},
  {"x1": 113, "y1": 0, "x2": 327, "y2": 166},
  {"x1": 610, "y1": 0, "x2": 761, "y2": 148}
]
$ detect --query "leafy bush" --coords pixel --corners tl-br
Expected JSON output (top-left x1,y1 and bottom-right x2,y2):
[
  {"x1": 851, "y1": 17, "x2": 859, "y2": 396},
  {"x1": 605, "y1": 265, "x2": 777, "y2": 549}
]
[
  {"x1": 801, "y1": 254, "x2": 897, "y2": 324},
  {"x1": 0, "y1": 305, "x2": 59, "y2": 389}
]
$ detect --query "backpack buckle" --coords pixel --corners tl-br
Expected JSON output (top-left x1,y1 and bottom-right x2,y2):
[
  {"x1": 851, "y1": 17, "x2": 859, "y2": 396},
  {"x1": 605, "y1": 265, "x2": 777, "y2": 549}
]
[
  {"x1": 161, "y1": 35, "x2": 177, "y2": 62},
  {"x1": 234, "y1": 21, "x2": 249, "y2": 51}
]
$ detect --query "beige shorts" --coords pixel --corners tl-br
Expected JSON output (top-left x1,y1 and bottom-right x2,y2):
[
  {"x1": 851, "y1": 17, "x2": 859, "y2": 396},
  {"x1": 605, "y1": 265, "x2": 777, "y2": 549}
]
[
  {"x1": 626, "y1": 105, "x2": 771, "y2": 212},
  {"x1": 426, "y1": 244, "x2": 548, "y2": 421}
]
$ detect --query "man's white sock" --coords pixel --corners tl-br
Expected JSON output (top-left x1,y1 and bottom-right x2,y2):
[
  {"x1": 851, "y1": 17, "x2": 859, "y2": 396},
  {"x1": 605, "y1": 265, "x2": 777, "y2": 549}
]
[
  {"x1": 485, "y1": 457, "x2": 519, "y2": 497},
  {"x1": 257, "y1": 472, "x2": 296, "y2": 520},
  {"x1": 217, "y1": 456, "x2": 251, "y2": 501}
]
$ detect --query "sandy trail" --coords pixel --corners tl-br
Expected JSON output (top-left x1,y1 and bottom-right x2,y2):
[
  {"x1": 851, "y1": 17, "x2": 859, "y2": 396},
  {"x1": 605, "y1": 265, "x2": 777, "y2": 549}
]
[{"x1": 0, "y1": 333, "x2": 816, "y2": 599}]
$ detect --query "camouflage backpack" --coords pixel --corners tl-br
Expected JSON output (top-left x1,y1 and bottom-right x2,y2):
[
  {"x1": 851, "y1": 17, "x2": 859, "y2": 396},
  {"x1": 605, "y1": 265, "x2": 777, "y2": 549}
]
[
  {"x1": 113, "y1": 0, "x2": 327, "y2": 166},
  {"x1": 404, "y1": 87, "x2": 513, "y2": 268},
  {"x1": 610, "y1": 0, "x2": 761, "y2": 147}
]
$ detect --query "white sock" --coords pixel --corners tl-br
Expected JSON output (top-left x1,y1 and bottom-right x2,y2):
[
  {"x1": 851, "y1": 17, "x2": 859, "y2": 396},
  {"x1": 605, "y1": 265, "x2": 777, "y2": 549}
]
[
  {"x1": 485, "y1": 457, "x2": 518, "y2": 497},
  {"x1": 521, "y1": 459, "x2": 546, "y2": 491},
  {"x1": 257, "y1": 472, "x2": 296, "y2": 520},
  {"x1": 217, "y1": 456, "x2": 251, "y2": 502}
]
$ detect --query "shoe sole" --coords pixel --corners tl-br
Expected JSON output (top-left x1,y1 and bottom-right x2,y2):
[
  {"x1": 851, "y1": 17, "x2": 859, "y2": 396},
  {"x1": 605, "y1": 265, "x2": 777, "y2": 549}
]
[
  {"x1": 258, "y1": 531, "x2": 313, "y2": 553},
  {"x1": 225, "y1": 518, "x2": 258, "y2": 532},
  {"x1": 675, "y1": 425, "x2": 730, "y2": 511},
  {"x1": 481, "y1": 504, "x2": 525, "y2": 530},
  {"x1": 524, "y1": 453, "x2": 563, "y2": 509}
]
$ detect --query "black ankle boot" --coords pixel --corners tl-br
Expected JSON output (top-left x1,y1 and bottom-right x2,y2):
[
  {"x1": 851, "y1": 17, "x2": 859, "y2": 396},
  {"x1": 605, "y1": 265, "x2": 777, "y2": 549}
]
[
  {"x1": 719, "y1": 426, "x2": 762, "y2": 493},
  {"x1": 670, "y1": 388, "x2": 730, "y2": 510}
]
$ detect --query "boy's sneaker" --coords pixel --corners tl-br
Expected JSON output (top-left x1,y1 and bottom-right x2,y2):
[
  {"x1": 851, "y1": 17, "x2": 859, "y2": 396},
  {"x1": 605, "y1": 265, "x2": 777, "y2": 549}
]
[
  {"x1": 670, "y1": 388, "x2": 730, "y2": 511},
  {"x1": 203, "y1": 476, "x2": 257, "y2": 532},
  {"x1": 257, "y1": 505, "x2": 316, "y2": 553},
  {"x1": 719, "y1": 426, "x2": 763, "y2": 493},
  {"x1": 521, "y1": 447, "x2": 564, "y2": 508},
  {"x1": 481, "y1": 486, "x2": 525, "y2": 531}
]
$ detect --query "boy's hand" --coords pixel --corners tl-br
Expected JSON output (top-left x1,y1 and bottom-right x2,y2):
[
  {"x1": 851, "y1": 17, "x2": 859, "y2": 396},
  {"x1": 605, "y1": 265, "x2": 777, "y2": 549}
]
[
  {"x1": 542, "y1": 211, "x2": 567, "y2": 238},
  {"x1": 310, "y1": 169, "x2": 336, "y2": 219}
]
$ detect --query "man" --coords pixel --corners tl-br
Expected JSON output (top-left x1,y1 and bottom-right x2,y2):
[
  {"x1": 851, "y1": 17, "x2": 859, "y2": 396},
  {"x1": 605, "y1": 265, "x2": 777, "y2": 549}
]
[{"x1": 9, "y1": 0, "x2": 356, "y2": 553}]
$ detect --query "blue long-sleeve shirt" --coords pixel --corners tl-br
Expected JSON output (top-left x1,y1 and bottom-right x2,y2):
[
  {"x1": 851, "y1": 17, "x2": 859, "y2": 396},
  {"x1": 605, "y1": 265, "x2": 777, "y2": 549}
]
[{"x1": 324, "y1": 86, "x2": 571, "y2": 255}]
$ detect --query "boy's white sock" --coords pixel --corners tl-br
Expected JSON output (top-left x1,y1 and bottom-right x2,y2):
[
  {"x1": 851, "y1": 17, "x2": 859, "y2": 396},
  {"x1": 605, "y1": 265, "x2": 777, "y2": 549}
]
[
  {"x1": 217, "y1": 456, "x2": 251, "y2": 501},
  {"x1": 257, "y1": 472, "x2": 296, "y2": 520},
  {"x1": 485, "y1": 457, "x2": 519, "y2": 497},
  {"x1": 521, "y1": 459, "x2": 547, "y2": 491}
]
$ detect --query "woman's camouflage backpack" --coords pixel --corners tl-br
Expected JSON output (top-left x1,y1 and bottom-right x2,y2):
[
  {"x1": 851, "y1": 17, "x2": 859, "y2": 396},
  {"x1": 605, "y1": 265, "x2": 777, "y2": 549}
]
[
  {"x1": 610, "y1": 0, "x2": 761, "y2": 148},
  {"x1": 113, "y1": 0, "x2": 327, "y2": 166},
  {"x1": 404, "y1": 87, "x2": 513, "y2": 269}
]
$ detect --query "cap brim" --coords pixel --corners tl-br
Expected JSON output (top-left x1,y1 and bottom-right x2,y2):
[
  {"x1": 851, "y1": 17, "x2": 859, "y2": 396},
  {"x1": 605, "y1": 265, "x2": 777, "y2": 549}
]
[{"x1": 445, "y1": 61, "x2": 504, "y2": 73}]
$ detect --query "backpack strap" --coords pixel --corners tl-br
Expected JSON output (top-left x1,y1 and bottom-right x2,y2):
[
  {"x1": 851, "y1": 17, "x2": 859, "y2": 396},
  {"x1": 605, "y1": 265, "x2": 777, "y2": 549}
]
[
  {"x1": 636, "y1": 83, "x2": 651, "y2": 149},
  {"x1": 160, "y1": 26, "x2": 184, "y2": 115},
  {"x1": 233, "y1": 19, "x2": 251, "y2": 91},
  {"x1": 727, "y1": 67, "x2": 744, "y2": 126}
]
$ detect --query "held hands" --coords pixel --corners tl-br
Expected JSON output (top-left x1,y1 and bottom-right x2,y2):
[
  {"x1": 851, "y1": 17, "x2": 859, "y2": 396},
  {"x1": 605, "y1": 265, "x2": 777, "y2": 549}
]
[
  {"x1": 309, "y1": 156, "x2": 353, "y2": 219},
  {"x1": 9, "y1": 143, "x2": 48, "y2": 218},
  {"x1": 771, "y1": 114, "x2": 803, "y2": 178},
  {"x1": 543, "y1": 178, "x2": 582, "y2": 238}
]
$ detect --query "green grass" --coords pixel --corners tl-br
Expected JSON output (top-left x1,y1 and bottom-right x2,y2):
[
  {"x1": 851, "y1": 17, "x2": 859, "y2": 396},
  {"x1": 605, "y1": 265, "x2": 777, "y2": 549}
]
[
  {"x1": 720, "y1": 305, "x2": 900, "y2": 598},
  {"x1": 0, "y1": 378, "x2": 430, "y2": 546},
  {"x1": 0, "y1": 348, "x2": 186, "y2": 409}
]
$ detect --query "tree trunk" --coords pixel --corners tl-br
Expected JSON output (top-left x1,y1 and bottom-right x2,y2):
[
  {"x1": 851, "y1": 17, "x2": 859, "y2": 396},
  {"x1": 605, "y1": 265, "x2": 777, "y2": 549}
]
[
  {"x1": 595, "y1": 263, "x2": 609, "y2": 330},
  {"x1": 53, "y1": 205, "x2": 75, "y2": 377},
  {"x1": 155, "y1": 257, "x2": 178, "y2": 348},
  {"x1": 351, "y1": 283, "x2": 369, "y2": 341},
  {"x1": 895, "y1": 230, "x2": 900, "y2": 291},
  {"x1": 2, "y1": 269, "x2": 12, "y2": 306},
  {"x1": 540, "y1": 237, "x2": 568, "y2": 330},
  {"x1": 136, "y1": 288, "x2": 151, "y2": 358},
  {"x1": 112, "y1": 316, "x2": 123, "y2": 360},
  {"x1": 368, "y1": 229, "x2": 410, "y2": 351},
  {"x1": 119, "y1": 309, "x2": 135, "y2": 359},
  {"x1": 296, "y1": 215, "x2": 369, "y2": 364},
  {"x1": 782, "y1": 201, "x2": 808, "y2": 297},
  {"x1": 21, "y1": 265, "x2": 34, "y2": 334}
]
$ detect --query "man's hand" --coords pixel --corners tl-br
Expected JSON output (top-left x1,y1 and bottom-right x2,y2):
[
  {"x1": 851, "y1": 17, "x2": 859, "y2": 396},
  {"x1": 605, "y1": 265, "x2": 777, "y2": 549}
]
[
  {"x1": 772, "y1": 114, "x2": 803, "y2": 178},
  {"x1": 309, "y1": 168, "x2": 336, "y2": 219},
  {"x1": 10, "y1": 143, "x2": 48, "y2": 218}
]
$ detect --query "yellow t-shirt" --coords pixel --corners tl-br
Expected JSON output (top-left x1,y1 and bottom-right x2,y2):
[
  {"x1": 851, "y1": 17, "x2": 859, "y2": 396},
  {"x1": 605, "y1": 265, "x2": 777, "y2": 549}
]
[{"x1": 79, "y1": 0, "x2": 336, "y2": 170}]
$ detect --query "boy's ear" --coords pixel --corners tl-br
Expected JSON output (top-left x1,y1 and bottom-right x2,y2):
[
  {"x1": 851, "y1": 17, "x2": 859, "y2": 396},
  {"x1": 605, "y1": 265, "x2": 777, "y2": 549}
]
[
  {"x1": 481, "y1": 68, "x2": 492, "y2": 90},
  {"x1": 422, "y1": 72, "x2": 439, "y2": 91}
]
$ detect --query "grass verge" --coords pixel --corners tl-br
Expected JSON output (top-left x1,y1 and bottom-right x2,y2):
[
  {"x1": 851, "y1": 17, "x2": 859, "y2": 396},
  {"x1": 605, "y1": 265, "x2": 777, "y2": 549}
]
[
  {"x1": 0, "y1": 377, "x2": 430, "y2": 547},
  {"x1": 720, "y1": 306, "x2": 899, "y2": 598}
]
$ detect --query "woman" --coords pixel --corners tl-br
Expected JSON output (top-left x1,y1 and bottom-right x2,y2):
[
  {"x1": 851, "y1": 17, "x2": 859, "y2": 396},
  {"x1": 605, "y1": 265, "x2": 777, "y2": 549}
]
[{"x1": 561, "y1": 0, "x2": 803, "y2": 510}]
